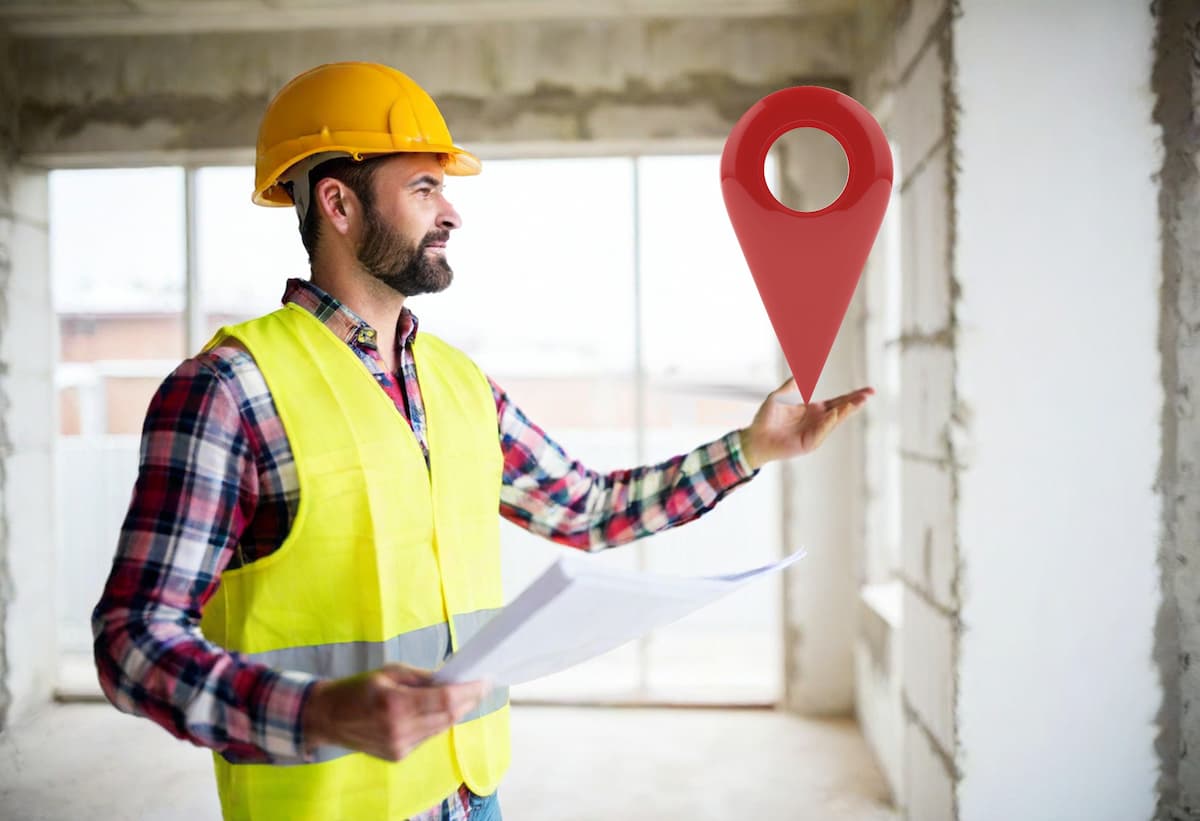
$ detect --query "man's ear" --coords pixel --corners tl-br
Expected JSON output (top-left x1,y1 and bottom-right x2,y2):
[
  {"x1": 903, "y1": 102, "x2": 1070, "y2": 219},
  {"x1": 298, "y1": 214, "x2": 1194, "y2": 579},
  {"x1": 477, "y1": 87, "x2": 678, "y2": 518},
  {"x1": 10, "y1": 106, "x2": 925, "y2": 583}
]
[{"x1": 312, "y1": 178, "x2": 357, "y2": 238}]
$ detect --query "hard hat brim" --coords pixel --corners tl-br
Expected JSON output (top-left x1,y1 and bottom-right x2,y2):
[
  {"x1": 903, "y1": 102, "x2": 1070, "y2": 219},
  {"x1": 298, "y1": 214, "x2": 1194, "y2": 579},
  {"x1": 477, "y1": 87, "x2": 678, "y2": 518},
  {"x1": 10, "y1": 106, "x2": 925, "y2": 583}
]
[{"x1": 254, "y1": 142, "x2": 481, "y2": 207}]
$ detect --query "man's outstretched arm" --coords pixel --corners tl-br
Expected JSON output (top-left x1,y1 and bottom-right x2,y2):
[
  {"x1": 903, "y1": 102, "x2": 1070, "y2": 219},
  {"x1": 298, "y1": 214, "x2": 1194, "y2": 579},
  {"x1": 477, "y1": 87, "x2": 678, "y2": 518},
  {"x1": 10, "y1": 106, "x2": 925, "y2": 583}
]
[{"x1": 492, "y1": 377, "x2": 870, "y2": 551}]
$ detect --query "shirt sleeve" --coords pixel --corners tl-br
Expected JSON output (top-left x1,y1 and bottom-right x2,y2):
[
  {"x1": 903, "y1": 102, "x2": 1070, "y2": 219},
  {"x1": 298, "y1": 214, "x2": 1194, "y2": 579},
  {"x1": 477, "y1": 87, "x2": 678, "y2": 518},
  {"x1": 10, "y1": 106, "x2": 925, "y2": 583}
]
[
  {"x1": 91, "y1": 356, "x2": 317, "y2": 764},
  {"x1": 491, "y1": 377, "x2": 759, "y2": 551}
]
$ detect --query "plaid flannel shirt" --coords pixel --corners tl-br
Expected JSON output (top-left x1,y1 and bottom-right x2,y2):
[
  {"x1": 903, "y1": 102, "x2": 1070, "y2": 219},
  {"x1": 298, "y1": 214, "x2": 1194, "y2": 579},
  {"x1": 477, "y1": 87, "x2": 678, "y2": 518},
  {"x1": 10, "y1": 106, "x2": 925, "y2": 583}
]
[{"x1": 93, "y1": 278, "x2": 757, "y2": 820}]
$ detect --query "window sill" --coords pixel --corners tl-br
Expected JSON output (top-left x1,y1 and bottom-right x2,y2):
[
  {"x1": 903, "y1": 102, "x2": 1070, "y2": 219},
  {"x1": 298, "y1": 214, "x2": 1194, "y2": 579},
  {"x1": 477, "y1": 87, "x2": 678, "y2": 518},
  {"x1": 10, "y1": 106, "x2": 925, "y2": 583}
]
[{"x1": 860, "y1": 580, "x2": 902, "y2": 629}]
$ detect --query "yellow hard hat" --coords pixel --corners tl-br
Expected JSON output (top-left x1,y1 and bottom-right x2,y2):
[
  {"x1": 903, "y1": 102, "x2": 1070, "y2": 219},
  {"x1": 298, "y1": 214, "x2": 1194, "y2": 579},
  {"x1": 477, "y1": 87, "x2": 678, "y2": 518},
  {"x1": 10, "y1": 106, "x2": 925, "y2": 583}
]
[{"x1": 253, "y1": 62, "x2": 481, "y2": 207}]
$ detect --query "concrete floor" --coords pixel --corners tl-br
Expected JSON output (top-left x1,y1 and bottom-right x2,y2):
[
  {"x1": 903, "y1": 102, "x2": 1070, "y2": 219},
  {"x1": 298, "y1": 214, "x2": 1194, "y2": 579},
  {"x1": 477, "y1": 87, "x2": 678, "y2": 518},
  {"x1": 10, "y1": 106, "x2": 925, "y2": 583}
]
[{"x1": 0, "y1": 703, "x2": 896, "y2": 820}]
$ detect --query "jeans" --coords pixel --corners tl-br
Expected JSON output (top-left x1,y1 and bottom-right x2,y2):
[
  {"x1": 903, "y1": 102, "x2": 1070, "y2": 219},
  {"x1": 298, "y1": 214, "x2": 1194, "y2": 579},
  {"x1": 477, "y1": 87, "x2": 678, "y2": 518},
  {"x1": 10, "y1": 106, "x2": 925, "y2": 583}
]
[{"x1": 466, "y1": 790, "x2": 502, "y2": 821}]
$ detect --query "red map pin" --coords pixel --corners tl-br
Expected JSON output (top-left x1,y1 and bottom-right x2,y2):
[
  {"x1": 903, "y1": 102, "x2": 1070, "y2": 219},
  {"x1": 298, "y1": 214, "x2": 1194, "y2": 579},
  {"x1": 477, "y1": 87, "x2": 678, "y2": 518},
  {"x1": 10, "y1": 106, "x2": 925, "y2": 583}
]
[{"x1": 721, "y1": 86, "x2": 893, "y2": 404}]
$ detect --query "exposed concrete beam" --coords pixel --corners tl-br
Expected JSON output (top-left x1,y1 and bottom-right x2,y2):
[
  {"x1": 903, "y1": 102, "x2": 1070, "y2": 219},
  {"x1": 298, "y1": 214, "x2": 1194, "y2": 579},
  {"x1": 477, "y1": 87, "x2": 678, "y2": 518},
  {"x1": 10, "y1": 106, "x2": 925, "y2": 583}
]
[
  {"x1": 11, "y1": 16, "x2": 854, "y2": 165},
  {"x1": 1, "y1": 0, "x2": 858, "y2": 38}
]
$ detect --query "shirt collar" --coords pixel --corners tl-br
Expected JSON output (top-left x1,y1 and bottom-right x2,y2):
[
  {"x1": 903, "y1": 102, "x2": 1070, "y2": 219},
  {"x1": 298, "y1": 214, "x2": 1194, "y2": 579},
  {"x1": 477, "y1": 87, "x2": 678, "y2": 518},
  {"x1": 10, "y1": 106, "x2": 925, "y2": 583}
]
[{"x1": 281, "y1": 278, "x2": 419, "y2": 352}]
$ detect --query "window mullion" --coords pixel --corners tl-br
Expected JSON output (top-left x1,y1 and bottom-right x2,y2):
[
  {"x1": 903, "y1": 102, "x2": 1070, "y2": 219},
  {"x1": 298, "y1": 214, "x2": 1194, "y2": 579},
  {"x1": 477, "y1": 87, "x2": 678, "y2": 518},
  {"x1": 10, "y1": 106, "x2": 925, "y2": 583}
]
[
  {"x1": 184, "y1": 166, "x2": 203, "y2": 355},
  {"x1": 631, "y1": 156, "x2": 652, "y2": 697}
]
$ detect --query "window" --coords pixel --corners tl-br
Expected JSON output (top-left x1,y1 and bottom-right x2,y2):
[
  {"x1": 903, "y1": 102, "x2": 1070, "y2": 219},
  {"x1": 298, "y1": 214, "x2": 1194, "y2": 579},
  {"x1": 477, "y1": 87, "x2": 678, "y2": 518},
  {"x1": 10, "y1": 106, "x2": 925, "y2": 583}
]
[
  {"x1": 196, "y1": 166, "x2": 310, "y2": 333},
  {"x1": 51, "y1": 168, "x2": 185, "y2": 662},
  {"x1": 634, "y1": 155, "x2": 782, "y2": 702},
  {"x1": 53, "y1": 167, "x2": 186, "y2": 437},
  {"x1": 52, "y1": 154, "x2": 785, "y2": 705}
]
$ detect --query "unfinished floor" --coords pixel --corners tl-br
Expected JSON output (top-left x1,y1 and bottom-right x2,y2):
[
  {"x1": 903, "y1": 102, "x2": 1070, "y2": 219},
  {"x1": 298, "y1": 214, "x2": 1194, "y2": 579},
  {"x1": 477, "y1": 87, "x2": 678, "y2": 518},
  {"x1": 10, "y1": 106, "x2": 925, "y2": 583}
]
[{"x1": 0, "y1": 703, "x2": 894, "y2": 820}]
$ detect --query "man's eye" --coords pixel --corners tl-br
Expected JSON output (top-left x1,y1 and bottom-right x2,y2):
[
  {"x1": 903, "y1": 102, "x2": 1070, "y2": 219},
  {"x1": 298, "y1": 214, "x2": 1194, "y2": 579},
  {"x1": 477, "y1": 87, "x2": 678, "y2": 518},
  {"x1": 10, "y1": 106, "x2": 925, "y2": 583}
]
[{"x1": 414, "y1": 183, "x2": 445, "y2": 199}]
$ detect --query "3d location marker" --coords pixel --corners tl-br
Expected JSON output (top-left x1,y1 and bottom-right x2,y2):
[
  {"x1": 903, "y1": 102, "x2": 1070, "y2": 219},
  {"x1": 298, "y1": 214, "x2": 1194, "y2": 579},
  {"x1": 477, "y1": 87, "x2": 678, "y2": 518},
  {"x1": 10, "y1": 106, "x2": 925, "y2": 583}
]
[{"x1": 721, "y1": 86, "x2": 893, "y2": 404}]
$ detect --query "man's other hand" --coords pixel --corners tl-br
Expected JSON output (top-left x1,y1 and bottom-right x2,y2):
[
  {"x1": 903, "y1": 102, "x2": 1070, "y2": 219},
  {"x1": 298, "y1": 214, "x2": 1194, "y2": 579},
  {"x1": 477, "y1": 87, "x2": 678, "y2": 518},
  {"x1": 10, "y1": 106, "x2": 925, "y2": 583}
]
[
  {"x1": 302, "y1": 664, "x2": 491, "y2": 762},
  {"x1": 739, "y1": 379, "x2": 874, "y2": 470}
]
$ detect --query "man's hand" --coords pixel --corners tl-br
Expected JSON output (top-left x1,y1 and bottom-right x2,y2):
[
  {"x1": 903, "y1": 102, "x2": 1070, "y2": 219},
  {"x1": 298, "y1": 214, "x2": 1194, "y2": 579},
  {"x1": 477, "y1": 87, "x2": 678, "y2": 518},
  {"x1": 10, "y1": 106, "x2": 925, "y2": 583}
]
[
  {"x1": 302, "y1": 664, "x2": 491, "y2": 762},
  {"x1": 739, "y1": 379, "x2": 874, "y2": 470}
]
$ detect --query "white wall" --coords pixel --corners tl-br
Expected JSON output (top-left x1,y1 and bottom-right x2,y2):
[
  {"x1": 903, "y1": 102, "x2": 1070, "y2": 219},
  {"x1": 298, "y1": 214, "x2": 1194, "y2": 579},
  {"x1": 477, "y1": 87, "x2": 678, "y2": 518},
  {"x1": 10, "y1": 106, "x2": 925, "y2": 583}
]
[
  {"x1": 854, "y1": 0, "x2": 958, "y2": 810},
  {"x1": 954, "y1": 3, "x2": 1161, "y2": 819}
]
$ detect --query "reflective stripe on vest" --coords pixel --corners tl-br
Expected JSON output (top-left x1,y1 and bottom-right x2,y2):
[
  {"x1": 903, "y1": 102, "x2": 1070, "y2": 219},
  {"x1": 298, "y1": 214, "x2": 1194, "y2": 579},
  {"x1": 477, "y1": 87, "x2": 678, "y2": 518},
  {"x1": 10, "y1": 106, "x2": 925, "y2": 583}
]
[
  {"x1": 246, "y1": 609, "x2": 509, "y2": 764},
  {"x1": 199, "y1": 305, "x2": 511, "y2": 820}
]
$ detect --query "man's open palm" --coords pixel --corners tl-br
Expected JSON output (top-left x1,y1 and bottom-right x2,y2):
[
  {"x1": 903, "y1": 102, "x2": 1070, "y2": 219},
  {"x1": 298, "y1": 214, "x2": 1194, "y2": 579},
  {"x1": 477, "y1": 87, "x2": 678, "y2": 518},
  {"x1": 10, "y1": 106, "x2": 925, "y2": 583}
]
[{"x1": 741, "y1": 379, "x2": 874, "y2": 469}]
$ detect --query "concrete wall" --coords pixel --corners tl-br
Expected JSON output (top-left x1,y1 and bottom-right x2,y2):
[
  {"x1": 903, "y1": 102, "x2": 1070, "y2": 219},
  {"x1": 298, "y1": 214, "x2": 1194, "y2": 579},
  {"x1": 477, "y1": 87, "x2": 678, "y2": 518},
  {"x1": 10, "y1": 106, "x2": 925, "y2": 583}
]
[
  {"x1": 777, "y1": 136, "x2": 864, "y2": 715},
  {"x1": 0, "y1": 166, "x2": 55, "y2": 731},
  {"x1": 1154, "y1": 1, "x2": 1200, "y2": 818},
  {"x1": 0, "y1": 31, "x2": 56, "y2": 731},
  {"x1": 857, "y1": 3, "x2": 1169, "y2": 818},
  {"x1": 891, "y1": 3, "x2": 960, "y2": 818},
  {"x1": 12, "y1": 17, "x2": 856, "y2": 164},
  {"x1": 854, "y1": 0, "x2": 960, "y2": 814},
  {"x1": 954, "y1": 2, "x2": 1161, "y2": 819}
]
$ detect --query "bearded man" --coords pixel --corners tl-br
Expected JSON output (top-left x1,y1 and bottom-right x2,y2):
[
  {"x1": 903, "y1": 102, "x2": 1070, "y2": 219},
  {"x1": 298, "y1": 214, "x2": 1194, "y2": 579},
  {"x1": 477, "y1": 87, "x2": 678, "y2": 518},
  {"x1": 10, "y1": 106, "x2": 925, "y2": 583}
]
[{"x1": 92, "y1": 62, "x2": 873, "y2": 821}]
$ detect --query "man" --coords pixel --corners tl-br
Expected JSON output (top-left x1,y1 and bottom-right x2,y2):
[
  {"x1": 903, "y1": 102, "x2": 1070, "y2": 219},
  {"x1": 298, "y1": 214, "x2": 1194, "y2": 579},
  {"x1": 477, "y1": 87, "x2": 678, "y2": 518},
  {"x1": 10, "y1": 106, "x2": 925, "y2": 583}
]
[{"x1": 93, "y1": 62, "x2": 873, "y2": 821}]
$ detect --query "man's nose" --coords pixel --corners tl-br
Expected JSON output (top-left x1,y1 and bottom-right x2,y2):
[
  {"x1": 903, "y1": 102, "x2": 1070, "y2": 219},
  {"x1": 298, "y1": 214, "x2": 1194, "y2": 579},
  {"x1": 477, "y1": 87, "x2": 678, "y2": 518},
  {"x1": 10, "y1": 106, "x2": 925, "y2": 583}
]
[{"x1": 437, "y1": 196, "x2": 462, "y2": 231}]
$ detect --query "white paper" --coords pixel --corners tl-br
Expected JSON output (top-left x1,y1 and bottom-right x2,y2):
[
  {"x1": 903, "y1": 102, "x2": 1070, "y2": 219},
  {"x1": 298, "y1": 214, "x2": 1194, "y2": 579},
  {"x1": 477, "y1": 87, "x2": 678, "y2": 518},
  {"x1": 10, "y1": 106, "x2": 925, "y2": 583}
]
[{"x1": 433, "y1": 547, "x2": 806, "y2": 686}]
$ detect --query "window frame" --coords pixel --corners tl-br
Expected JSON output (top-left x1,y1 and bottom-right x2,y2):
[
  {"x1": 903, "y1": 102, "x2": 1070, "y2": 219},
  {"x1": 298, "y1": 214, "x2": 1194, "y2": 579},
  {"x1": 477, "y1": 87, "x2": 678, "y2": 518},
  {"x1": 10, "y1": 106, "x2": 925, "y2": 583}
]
[{"x1": 51, "y1": 141, "x2": 792, "y2": 707}]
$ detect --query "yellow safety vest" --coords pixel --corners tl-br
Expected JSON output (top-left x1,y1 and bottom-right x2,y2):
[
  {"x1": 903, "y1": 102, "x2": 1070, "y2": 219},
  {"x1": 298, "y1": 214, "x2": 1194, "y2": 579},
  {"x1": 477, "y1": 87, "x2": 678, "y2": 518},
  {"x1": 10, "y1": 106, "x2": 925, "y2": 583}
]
[{"x1": 199, "y1": 303, "x2": 511, "y2": 820}]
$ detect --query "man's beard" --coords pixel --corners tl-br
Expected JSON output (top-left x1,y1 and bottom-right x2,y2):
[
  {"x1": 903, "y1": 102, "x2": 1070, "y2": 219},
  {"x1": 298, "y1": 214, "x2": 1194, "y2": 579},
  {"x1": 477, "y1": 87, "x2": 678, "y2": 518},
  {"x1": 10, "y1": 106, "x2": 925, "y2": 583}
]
[{"x1": 356, "y1": 205, "x2": 453, "y2": 297}]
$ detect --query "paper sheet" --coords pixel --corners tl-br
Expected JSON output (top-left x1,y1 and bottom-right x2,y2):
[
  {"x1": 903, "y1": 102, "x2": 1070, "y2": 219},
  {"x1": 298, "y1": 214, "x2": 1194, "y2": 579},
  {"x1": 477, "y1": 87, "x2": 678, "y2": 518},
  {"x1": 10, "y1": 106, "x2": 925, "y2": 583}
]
[{"x1": 432, "y1": 547, "x2": 806, "y2": 686}]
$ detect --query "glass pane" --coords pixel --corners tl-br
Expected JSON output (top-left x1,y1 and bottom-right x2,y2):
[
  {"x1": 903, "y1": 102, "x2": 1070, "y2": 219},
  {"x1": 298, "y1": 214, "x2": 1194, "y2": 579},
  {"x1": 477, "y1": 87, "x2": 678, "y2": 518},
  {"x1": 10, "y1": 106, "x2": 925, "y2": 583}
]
[
  {"x1": 197, "y1": 166, "x2": 311, "y2": 334},
  {"x1": 637, "y1": 154, "x2": 778, "y2": 392},
  {"x1": 410, "y1": 157, "x2": 636, "y2": 379},
  {"x1": 52, "y1": 167, "x2": 186, "y2": 316},
  {"x1": 414, "y1": 157, "x2": 642, "y2": 700},
  {"x1": 635, "y1": 154, "x2": 783, "y2": 702},
  {"x1": 192, "y1": 158, "x2": 645, "y2": 700},
  {"x1": 51, "y1": 167, "x2": 186, "y2": 658}
]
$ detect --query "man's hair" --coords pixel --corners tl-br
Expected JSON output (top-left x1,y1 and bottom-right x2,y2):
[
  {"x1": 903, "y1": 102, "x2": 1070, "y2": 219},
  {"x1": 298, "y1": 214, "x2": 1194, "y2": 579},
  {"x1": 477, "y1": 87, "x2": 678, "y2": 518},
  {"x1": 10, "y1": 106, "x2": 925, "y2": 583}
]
[{"x1": 288, "y1": 156, "x2": 383, "y2": 261}]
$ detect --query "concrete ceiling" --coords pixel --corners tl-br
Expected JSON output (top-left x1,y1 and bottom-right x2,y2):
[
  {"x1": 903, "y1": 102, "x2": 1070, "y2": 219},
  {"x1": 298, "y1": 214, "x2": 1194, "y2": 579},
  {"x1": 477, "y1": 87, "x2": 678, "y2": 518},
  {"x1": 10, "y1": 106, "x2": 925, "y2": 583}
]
[{"x1": 0, "y1": 0, "x2": 859, "y2": 37}]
